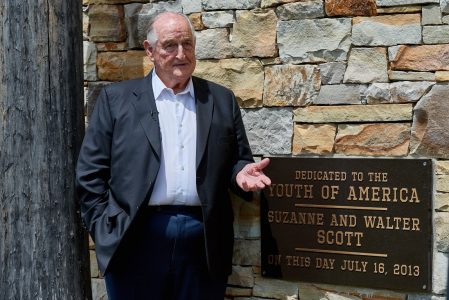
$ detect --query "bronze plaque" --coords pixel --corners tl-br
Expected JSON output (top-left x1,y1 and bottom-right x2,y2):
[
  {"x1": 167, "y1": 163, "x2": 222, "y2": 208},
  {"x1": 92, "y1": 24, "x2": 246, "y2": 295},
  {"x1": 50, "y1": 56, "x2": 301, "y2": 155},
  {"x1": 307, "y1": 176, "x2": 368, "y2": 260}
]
[{"x1": 261, "y1": 157, "x2": 432, "y2": 292}]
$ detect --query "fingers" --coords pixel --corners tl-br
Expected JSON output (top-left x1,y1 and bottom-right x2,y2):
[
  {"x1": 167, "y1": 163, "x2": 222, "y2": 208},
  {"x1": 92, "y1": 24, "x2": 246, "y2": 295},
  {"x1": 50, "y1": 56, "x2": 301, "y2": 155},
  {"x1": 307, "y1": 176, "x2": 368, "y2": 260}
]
[
  {"x1": 237, "y1": 159, "x2": 272, "y2": 191},
  {"x1": 260, "y1": 174, "x2": 271, "y2": 186},
  {"x1": 241, "y1": 180, "x2": 249, "y2": 192},
  {"x1": 255, "y1": 158, "x2": 270, "y2": 170},
  {"x1": 242, "y1": 176, "x2": 271, "y2": 192}
]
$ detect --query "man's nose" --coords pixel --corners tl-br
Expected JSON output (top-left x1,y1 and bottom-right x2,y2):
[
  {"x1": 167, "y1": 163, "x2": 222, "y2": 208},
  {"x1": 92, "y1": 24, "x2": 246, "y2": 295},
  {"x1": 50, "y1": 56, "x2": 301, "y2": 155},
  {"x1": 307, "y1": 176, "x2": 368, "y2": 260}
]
[{"x1": 176, "y1": 44, "x2": 186, "y2": 59}]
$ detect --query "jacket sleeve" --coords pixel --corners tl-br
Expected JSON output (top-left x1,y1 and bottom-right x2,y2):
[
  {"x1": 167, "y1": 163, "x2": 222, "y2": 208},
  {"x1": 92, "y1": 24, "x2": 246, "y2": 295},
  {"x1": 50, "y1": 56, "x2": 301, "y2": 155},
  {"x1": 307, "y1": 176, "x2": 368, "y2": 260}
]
[
  {"x1": 76, "y1": 88, "x2": 113, "y2": 236},
  {"x1": 229, "y1": 91, "x2": 254, "y2": 200}
]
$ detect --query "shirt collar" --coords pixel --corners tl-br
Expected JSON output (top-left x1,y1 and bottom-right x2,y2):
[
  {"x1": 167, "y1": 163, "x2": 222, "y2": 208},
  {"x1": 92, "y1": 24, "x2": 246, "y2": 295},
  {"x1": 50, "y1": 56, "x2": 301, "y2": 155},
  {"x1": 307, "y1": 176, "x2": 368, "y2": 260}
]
[{"x1": 152, "y1": 70, "x2": 194, "y2": 100}]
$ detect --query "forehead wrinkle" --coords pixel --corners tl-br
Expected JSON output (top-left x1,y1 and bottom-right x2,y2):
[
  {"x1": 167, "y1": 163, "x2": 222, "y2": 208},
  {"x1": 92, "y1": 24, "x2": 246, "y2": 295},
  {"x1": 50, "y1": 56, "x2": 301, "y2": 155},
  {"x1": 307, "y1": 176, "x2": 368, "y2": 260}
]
[
  {"x1": 161, "y1": 34, "x2": 193, "y2": 43},
  {"x1": 157, "y1": 31, "x2": 194, "y2": 48}
]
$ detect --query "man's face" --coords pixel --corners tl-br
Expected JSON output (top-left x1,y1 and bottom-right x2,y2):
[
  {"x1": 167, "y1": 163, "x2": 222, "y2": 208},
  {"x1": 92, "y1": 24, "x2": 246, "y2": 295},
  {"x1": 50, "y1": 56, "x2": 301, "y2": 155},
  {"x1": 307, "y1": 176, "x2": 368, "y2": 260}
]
[{"x1": 144, "y1": 14, "x2": 196, "y2": 91}]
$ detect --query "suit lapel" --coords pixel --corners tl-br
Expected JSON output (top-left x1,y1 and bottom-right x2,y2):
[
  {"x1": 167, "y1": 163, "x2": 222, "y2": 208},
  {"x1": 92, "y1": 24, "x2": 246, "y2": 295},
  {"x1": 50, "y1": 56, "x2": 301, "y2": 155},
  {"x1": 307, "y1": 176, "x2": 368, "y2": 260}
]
[
  {"x1": 130, "y1": 75, "x2": 212, "y2": 166},
  {"x1": 131, "y1": 74, "x2": 162, "y2": 159},
  {"x1": 194, "y1": 77, "x2": 213, "y2": 169}
]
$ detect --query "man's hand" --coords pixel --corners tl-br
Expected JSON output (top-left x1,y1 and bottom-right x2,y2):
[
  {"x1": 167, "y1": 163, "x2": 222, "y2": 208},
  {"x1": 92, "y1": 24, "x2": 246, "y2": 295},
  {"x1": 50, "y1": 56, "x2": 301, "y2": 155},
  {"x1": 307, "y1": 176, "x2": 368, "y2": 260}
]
[{"x1": 236, "y1": 158, "x2": 272, "y2": 192}]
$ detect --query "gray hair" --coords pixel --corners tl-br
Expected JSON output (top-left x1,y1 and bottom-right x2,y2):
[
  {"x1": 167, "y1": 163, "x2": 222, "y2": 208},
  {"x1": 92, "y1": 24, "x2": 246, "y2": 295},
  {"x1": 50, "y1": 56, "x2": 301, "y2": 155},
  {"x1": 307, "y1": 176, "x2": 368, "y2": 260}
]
[{"x1": 146, "y1": 12, "x2": 196, "y2": 47}]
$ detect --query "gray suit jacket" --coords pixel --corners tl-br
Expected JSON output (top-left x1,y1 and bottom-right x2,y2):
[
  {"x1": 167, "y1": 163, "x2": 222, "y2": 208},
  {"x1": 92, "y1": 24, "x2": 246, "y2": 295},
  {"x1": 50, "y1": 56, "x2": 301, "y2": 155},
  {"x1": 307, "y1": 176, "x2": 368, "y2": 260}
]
[{"x1": 76, "y1": 73, "x2": 254, "y2": 277}]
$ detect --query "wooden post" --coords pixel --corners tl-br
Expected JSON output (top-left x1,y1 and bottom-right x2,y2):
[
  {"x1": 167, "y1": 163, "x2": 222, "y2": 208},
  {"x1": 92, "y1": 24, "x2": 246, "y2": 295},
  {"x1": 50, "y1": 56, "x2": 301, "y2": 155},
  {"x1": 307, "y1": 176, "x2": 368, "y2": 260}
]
[{"x1": 0, "y1": 1, "x2": 91, "y2": 299}]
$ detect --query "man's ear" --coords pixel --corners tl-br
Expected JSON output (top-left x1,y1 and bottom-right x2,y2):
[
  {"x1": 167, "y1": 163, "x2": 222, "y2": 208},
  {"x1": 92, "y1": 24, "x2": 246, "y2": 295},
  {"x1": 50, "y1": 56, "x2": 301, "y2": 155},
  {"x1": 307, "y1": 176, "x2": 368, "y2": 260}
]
[{"x1": 143, "y1": 40, "x2": 154, "y2": 62}]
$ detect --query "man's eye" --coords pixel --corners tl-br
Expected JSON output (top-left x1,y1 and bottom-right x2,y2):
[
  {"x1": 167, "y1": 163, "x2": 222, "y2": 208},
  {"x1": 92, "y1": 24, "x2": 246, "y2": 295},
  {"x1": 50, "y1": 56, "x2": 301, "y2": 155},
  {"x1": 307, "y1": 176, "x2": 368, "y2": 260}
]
[
  {"x1": 164, "y1": 44, "x2": 177, "y2": 52},
  {"x1": 182, "y1": 42, "x2": 193, "y2": 50}
]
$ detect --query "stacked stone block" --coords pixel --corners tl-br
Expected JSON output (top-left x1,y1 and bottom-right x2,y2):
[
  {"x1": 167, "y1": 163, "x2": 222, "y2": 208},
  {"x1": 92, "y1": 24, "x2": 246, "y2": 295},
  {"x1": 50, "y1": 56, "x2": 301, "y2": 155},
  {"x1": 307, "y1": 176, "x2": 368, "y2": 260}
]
[{"x1": 83, "y1": 0, "x2": 449, "y2": 299}]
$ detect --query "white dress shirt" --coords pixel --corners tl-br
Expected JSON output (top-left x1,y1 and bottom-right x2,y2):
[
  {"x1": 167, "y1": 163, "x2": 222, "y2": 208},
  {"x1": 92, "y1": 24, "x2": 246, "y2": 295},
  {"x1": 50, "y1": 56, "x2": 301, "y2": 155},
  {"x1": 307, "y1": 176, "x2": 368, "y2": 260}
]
[{"x1": 149, "y1": 71, "x2": 201, "y2": 206}]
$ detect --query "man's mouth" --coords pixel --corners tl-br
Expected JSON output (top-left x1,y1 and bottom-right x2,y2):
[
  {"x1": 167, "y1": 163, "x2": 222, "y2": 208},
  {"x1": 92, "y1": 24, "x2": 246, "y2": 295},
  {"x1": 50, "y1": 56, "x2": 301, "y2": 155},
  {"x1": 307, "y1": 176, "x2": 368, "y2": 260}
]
[{"x1": 173, "y1": 62, "x2": 188, "y2": 67}]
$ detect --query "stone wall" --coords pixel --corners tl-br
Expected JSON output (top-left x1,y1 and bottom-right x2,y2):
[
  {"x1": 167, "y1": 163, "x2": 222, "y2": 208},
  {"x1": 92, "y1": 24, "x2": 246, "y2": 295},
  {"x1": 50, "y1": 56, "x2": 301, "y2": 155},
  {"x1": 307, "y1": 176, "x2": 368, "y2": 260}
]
[{"x1": 83, "y1": 0, "x2": 449, "y2": 299}]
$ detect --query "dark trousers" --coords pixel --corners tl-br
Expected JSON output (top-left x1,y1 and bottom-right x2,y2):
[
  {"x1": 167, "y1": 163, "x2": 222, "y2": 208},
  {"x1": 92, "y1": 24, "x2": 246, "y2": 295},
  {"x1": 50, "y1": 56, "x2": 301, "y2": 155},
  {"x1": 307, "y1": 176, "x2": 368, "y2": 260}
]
[{"x1": 105, "y1": 206, "x2": 227, "y2": 300}]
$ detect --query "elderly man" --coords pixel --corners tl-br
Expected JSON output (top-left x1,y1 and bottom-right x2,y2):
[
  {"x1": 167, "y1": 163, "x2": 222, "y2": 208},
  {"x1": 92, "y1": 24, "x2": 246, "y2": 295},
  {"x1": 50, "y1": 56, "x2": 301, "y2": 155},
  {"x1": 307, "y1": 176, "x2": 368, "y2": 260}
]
[{"x1": 76, "y1": 11, "x2": 270, "y2": 300}]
